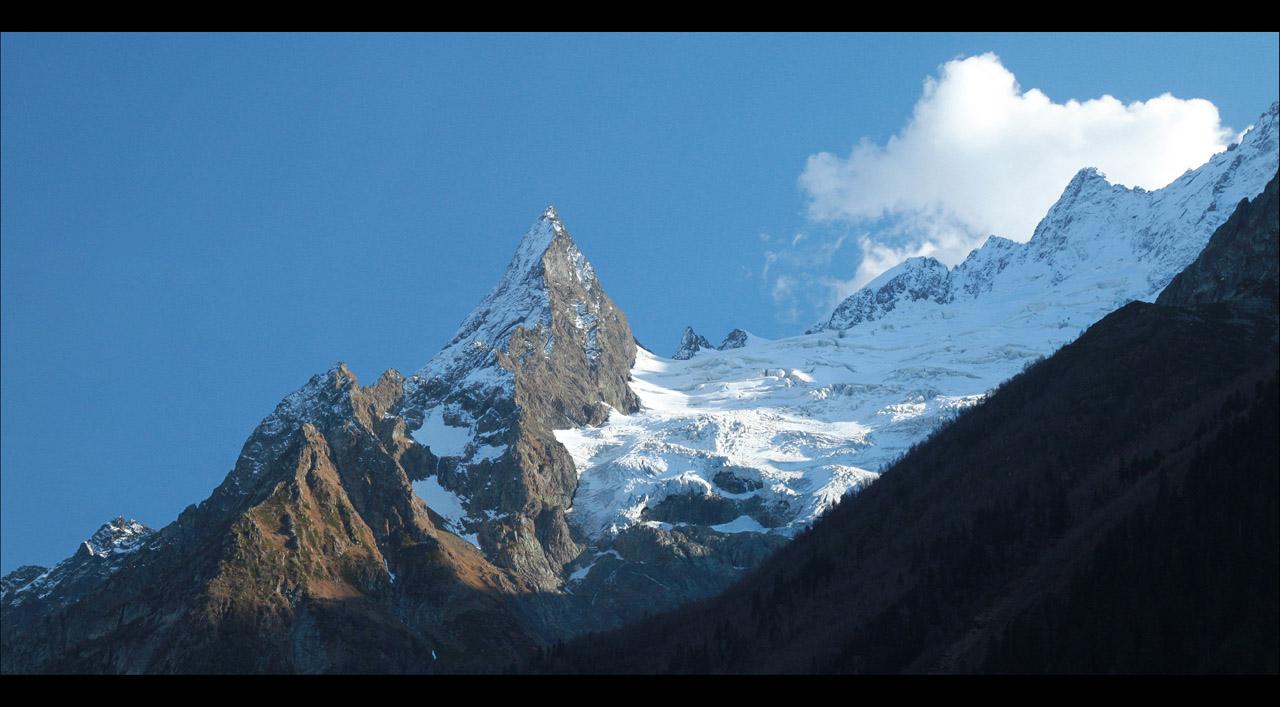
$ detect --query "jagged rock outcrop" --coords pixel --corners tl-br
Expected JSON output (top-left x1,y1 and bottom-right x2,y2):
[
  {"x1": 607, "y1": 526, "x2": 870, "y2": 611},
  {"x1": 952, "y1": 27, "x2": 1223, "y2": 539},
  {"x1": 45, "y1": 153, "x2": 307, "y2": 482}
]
[
  {"x1": 0, "y1": 566, "x2": 47, "y2": 598},
  {"x1": 717, "y1": 328, "x2": 750, "y2": 350},
  {"x1": 672, "y1": 327, "x2": 714, "y2": 359},
  {"x1": 1158, "y1": 171, "x2": 1279, "y2": 308}
]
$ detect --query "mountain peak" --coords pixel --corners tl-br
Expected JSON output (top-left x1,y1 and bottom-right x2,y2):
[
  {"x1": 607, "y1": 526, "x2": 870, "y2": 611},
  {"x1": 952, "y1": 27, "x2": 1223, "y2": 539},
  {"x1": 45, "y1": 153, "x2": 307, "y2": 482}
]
[
  {"x1": 326, "y1": 362, "x2": 356, "y2": 385},
  {"x1": 1071, "y1": 165, "x2": 1107, "y2": 183},
  {"x1": 672, "y1": 327, "x2": 714, "y2": 359},
  {"x1": 80, "y1": 517, "x2": 153, "y2": 559},
  {"x1": 414, "y1": 208, "x2": 602, "y2": 385},
  {"x1": 717, "y1": 328, "x2": 752, "y2": 351},
  {"x1": 1058, "y1": 166, "x2": 1117, "y2": 203},
  {"x1": 398, "y1": 204, "x2": 639, "y2": 589},
  {"x1": 810, "y1": 99, "x2": 1278, "y2": 336},
  {"x1": 507, "y1": 210, "x2": 566, "y2": 283},
  {"x1": 282, "y1": 363, "x2": 357, "y2": 411},
  {"x1": 877, "y1": 255, "x2": 946, "y2": 282},
  {"x1": 810, "y1": 256, "x2": 951, "y2": 333}
]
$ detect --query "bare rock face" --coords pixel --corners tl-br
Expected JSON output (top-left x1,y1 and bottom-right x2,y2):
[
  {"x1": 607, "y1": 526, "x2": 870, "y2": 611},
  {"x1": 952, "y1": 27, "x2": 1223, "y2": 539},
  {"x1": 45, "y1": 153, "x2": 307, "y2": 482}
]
[
  {"x1": 672, "y1": 326, "x2": 714, "y2": 359},
  {"x1": 717, "y1": 328, "x2": 750, "y2": 351}
]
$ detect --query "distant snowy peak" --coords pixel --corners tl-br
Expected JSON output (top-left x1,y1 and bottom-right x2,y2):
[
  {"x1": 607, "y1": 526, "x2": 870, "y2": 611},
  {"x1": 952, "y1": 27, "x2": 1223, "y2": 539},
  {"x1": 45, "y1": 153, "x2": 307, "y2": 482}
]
[
  {"x1": 808, "y1": 257, "x2": 950, "y2": 334},
  {"x1": 1, "y1": 517, "x2": 156, "y2": 610},
  {"x1": 79, "y1": 517, "x2": 154, "y2": 558},
  {"x1": 811, "y1": 99, "x2": 1280, "y2": 334},
  {"x1": 718, "y1": 329, "x2": 749, "y2": 350},
  {"x1": 717, "y1": 328, "x2": 760, "y2": 350},
  {"x1": 672, "y1": 327, "x2": 714, "y2": 359},
  {"x1": 1016, "y1": 99, "x2": 1276, "y2": 295}
]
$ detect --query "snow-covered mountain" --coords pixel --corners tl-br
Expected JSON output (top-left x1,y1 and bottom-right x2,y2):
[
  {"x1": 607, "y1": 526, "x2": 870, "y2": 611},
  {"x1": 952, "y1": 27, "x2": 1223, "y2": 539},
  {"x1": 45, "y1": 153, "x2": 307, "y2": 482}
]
[
  {"x1": 1, "y1": 518, "x2": 155, "y2": 630},
  {"x1": 813, "y1": 256, "x2": 952, "y2": 332},
  {"x1": 812, "y1": 100, "x2": 1280, "y2": 335},
  {"x1": 556, "y1": 100, "x2": 1278, "y2": 555}
]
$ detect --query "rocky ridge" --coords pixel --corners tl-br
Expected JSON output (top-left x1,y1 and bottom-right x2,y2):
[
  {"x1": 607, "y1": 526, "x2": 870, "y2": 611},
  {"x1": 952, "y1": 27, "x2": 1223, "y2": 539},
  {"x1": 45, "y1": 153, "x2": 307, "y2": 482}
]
[
  {"x1": 0, "y1": 363, "x2": 545, "y2": 672},
  {"x1": 717, "y1": 328, "x2": 751, "y2": 350},
  {"x1": 0, "y1": 207, "x2": 660, "y2": 671},
  {"x1": 672, "y1": 327, "x2": 714, "y2": 359},
  {"x1": 1, "y1": 518, "x2": 156, "y2": 638}
]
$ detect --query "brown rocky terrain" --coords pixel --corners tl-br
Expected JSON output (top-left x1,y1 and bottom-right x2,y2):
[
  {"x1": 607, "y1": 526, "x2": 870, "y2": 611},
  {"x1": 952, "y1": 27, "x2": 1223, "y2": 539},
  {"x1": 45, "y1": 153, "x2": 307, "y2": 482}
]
[
  {"x1": 2, "y1": 363, "x2": 544, "y2": 673},
  {"x1": 2, "y1": 207, "x2": 787, "y2": 672}
]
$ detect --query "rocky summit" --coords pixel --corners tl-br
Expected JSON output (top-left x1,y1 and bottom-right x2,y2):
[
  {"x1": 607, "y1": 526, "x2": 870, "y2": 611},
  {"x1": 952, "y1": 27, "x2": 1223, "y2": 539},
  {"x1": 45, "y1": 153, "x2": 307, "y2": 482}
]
[
  {"x1": 396, "y1": 206, "x2": 641, "y2": 593},
  {"x1": 671, "y1": 326, "x2": 714, "y2": 359},
  {"x1": 1, "y1": 517, "x2": 156, "y2": 641},
  {"x1": 716, "y1": 328, "x2": 751, "y2": 351}
]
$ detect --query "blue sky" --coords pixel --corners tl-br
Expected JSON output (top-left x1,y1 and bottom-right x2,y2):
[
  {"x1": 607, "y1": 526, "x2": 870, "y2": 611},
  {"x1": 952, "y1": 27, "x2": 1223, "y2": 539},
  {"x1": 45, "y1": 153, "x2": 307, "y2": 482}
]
[{"x1": 3, "y1": 32, "x2": 1277, "y2": 573}]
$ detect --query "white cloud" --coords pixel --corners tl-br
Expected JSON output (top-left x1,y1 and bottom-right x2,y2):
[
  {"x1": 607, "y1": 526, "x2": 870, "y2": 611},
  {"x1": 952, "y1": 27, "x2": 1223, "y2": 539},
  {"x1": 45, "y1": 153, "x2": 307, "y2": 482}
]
[
  {"x1": 771, "y1": 274, "x2": 794, "y2": 302},
  {"x1": 798, "y1": 52, "x2": 1236, "y2": 292},
  {"x1": 839, "y1": 238, "x2": 932, "y2": 302},
  {"x1": 836, "y1": 212, "x2": 977, "y2": 292},
  {"x1": 759, "y1": 230, "x2": 859, "y2": 324}
]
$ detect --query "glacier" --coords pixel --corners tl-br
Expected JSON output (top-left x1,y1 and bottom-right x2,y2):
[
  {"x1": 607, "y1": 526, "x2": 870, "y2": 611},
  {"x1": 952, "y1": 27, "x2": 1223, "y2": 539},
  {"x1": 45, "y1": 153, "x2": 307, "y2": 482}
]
[{"x1": 558, "y1": 100, "x2": 1279, "y2": 547}]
